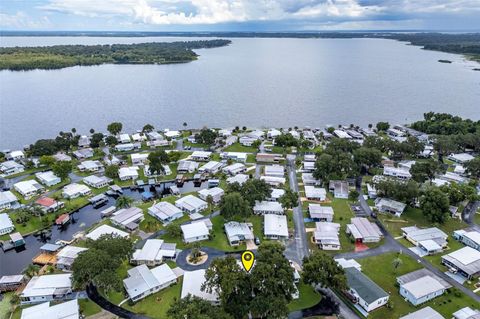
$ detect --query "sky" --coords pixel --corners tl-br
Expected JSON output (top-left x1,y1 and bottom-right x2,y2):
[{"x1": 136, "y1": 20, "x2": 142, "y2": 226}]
[{"x1": 1, "y1": 0, "x2": 480, "y2": 32}]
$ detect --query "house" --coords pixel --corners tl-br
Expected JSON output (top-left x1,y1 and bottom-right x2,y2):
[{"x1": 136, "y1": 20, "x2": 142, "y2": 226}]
[
  {"x1": 303, "y1": 161, "x2": 315, "y2": 172},
  {"x1": 304, "y1": 154, "x2": 316, "y2": 162},
  {"x1": 148, "y1": 202, "x2": 183, "y2": 224},
  {"x1": 224, "y1": 221, "x2": 254, "y2": 246},
  {"x1": 453, "y1": 307, "x2": 480, "y2": 319},
  {"x1": 220, "y1": 152, "x2": 248, "y2": 163},
  {"x1": 0, "y1": 160, "x2": 25, "y2": 176},
  {"x1": 53, "y1": 153, "x2": 72, "y2": 162},
  {"x1": 14, "y1": 180, "x2": 44, "y2": 199},
  {"x1": 62, "y1": 183, "x2": 91, "y2": 199},
  {"x1": 181, "y1": 270, "x2": 219, "y2": 303},
  {"x1": 335, "y1": 258, "x2": 362, "y2": 271},
  {"x1": 35, "y1": 171, "x2": 61, "y2": 187},
  {"x1": 439, "y1": 171, "x2": 468, "y2": 184},
  {"x1": 346, "y1": 217, "x2": 383, "y2": 243},
  {"x1": 20, "y1": 274, "x2": 72, "y2": 304},
  {"x1": 147, "y1": 131, "x2": 163, "y2": 140},
  {"x1": 181, "y1": 220, "x2": 210, "y2": 243},
  {"x1": 118, "y1": 133, "x2": 131, "y2": 144},
  {"x1": 304, "y1": 186, "x2": 327, "y2": 201},
  {"x1": 264, "y1": 165, "x2": 284, "y2": 177},
  {"x1": 191, "y1": 151, "x2": 212, "y2": 161},
  {"x1": 267, "y1": 128, "x2": 282, "y2": 139},
  {"x1": 123, "y1": 264, "x2": 177, "y2": 303},
  {"x1": 239, "y1": 136, "x2": 258, "y2": 147},
  {"x1": 333, "y1": 130, "x2": 351, "y2": 139},
  {"x1": 78, "y1": 135, "x2": 91, "y2": 148},
  {"x1": 387, "y1": 128, "x2": 406, "y2": 138},
  {"x1": 35, "y1": 197, "x2": 64, "y2": 213},
  {"x1": 7, "y1": 150, "x2": 25, "y2": 161},
  {"x1": 227, "y1": 174, "x2": 249, "y2": 185},
  {"x1": 309, "y1": 204, "x2": 334, "y2": 222},
  {"x1": 0, "y1": 191, "x2": 19, "y2": 210},
  {"x1": 131, "y1": 153, "x2": 149, "y2": 165},
  {"x1": 397, "y1": 269, "x2": 451, "y2": 306},
  {"x1": 256, "y1": 153, "x2": 281, "y2": 163},
  {"x1": 441, "y1": 246, "x2": 480, "y2": 279},
  {"x1": 344, "y1": 267, "x2": 389, "y2": 312},
  {"x1": 115, "y1": 143, "x2": 139, "y2": 152},
  {"x1": 20, "y1": 300, "x2": 79, "y2": 319},
  {"x1": 448, "y1": 153, "x2": 475, "y2": 164},
  {"x1": 399, "y1": 307, "x2": 445, "y2": 319},
  {"x1": 264, "y1": 214, "x2": 288, "y2": 240},
  {"x1": 302, "y1": 173, "x2": 321, "y2": 186},
  {"x1": 83, "y1": 175, "x2": 111, "y2": 189},
  {"x1": 375, "y1": 198, "x2": 407, "y2": 217},
  {"x1": 329, "y1": 180, "x2": 349, "y2": 199},
  {"x1": 72, "y1": 148, "x2": 93, "y2": 159},
  {"x1": 383, "y1": 166, "x2": 412, "y2": 180},
  {"x1": 313, "y1": 222, "x2": 341, "y2": 250},
  {"x1": 199, "y1": 161, "x2": 223, "y2": 174},
  {"x1": 77, "y1": 160, "x2": 103, "y2": 172},
  {"x1": 222, "y1": 163, "x2": 246, "y2": 175},
  {"x1": 0, "y1": 213, "x2": 14, "y2": 235},
  {"x1": 104, "y1": 155, "x2": 121, "y2": 165},
  {"x1": 198, "y1": 187, "x2": 224, "y2": 203},
  {"x1": 144, "y1": 164, "x2": 171, "y2": 177},
  {"x1": 253, "y1": 201, "x2": 284, "y2": 215},
  {"x1": 85, "y1": 224, "x2": 129, "y2": 240},
  {"x1": 402, "y1": 226, "x2": 447, "y2": 254},
  {"x1": 260, "y1": 176, "x2": 286, "y2": 186},
  {"x1": 366, "y1": 183, "x2": 377, "y2": 199},
  {"x1": 218, "y1": 129, "x2": 232, "y2": 137},
  {"x1": 175, "y1": 195, "x2": 208, "y2": 214},
  {"x1": 268, "y1": 188, "x2": 285, "y2": 201},
  {"x1": 110, "y1": 207, "x2": 144, "y2": 231},
  {"x1": 346, "y1": 130, "x2": 363, "y2": 139},
  {"x1": 131, "y1": 239, "x2": 176, "y2": 266},
  {"x1": 132, "y1": 133, "x2": 146, "y2": 142},
  {"x1": 0, "y1": 275, "x2": 26, "y2": 292},
  {"x1": 119, "y1": 167, "x2": 139, "y2": 181},
  {"x1": 56, "y1": 246, "x2": 88, "y2": 270},
  {"x1": 177, "y1": 160, "x2": 199, "y2": 173},
  {"x1": 164, "y1": 129, "x2": 180, "y2": 138},
  {"x1": 454, "y1": 229, "x2": 480, "y2": 251}
]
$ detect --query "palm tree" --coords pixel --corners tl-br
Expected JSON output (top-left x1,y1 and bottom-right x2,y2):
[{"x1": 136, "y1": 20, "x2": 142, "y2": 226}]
[
  {"x1": 183, "y1": 122, "x2": 188, "y2": 128},
  {"x1": 206, "y1": 195, "x2": 214, "y2": 213},
  {"x1": 23, "y1": 264, "x2": 40, "y2": 278},
  {"x1": 90, "y1": 128, "x2": 95, "y2": 134},
  {"x1": 116, "y1": 195, "x2": 133, "y2": 208},
  {"x1": 71, "y1": 128, "x2": 77, "y2": 135},
  {"x1": 392, "y1": 257, "x2": 403, "y2": 273}
]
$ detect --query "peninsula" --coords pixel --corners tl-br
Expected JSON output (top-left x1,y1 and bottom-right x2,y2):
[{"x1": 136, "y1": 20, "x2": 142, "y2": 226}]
[{"x1": 0, "y1": 39, "x2": 231, "y2": 71}]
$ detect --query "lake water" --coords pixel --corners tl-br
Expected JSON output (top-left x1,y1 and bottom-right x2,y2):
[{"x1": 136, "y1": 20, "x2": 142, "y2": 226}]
[{"x1": 0, "y1": 36, "x2": 479, "y2": 149}]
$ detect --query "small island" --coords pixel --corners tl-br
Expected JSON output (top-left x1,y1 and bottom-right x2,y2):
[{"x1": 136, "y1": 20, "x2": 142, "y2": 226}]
[{"x1": 0, "y1": 39, "x2": 231, "y2": 71}]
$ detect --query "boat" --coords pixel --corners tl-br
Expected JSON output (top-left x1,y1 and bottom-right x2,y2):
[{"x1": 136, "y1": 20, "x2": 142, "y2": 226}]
[
  {"x1": 89, "y1": 194, "x2": 109, "y2": 208},
  {"x1": 101, "y1": 206, "x2": 116, "y2": 217},
  {"x1": 55, "y1": 214, "x2": 70, "y2": 226}
]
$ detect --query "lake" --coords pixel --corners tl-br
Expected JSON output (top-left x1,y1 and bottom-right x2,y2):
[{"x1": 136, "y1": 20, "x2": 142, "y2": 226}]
[{"x1": 0, "y1": 36, "x2": 479, "y2": 149}]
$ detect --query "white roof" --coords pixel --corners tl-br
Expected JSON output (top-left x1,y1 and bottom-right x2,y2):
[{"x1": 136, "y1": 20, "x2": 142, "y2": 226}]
[
  {"x1": 419, "y1": 239, "x2": 442, "y2": 252},
  {"x1": 1, "y1": 160, "x2": 24, "y2": 170},
  {"x1": 264, "y1": 214, "x2": 288, "y2": 237},
  {"x1": 164, "y1": 130, "x2": 180, "y2": 138},
  {"x1": 222, "y1": 152, "x2": 248, "y2": 160},
  {"x1": 63, "y1": 183, "x2": 90, "y2": 196},
  {"x1": 21, "y1": 300, "x2": 79, "y2": 319},
  {"x1": 176, "y1": 195, "x2": 207, "y2": 211},
  {"x1": 131, "y1": 153, "x2": 149, "y2": 161},
  {"x1": 191, "y1": 151, "x2": 212, "y2": 158},
  {"x1": 399, "y1": 306, "x2": 444, "y2": 319},
  {"x1": 254, "y1": 200, "x2": 284, "y2": 213},
  {"x1": 181, "y1": 269, "x2": 218, "y2": 302},
  {"x1": 463, "y1": 231, "x2": 480, "y2": 246},
  {"x1": 119, "y1": 166, "x2": 139, "y2": 178},
  {"x1": 14, "y1": 180, "x2": 43, "y2": 194},
  {"x1": 264, "y1": 165, "x2": 284, "y2": 176},
  {"x1": 260, "y1": 176, "x2": 286, "y2": 185},
  {"x1": 305, "y1": 186, "x2": 326, "y2": 198},
  {"x1": 111, "y1": 207, "x2": 143, "y2": 226},
  {"x1": 124, "y1": 264, "x2": 176, "y2": 300},
  {"x1": 227, "y1": 174, "x2": 249, "y2": 185},
  {"x1": 224, "y1": 221, "x2": 254, "y2": 241},
  {"x1": 270, "y1": 188, "x2": 285, "y2": 199},
  {"x1": 223, "y1": 163, "x2": 245, "y2": 172},
  {"x1": 149, "y1": 201, "x2": 182, "y2": 221},
  {"x1": 9, "y1": 150, "x2": 24, "y2": 158},
  {"x1": 200, "y1": 161, "x2": 222, "y2": 171},
  {"x1": 453, "y1": 307, "x2": 480, "y2": 319},
  {"x1": 132, "y1": 239, "x2": 176, "y2": 262},
  {"x1": 78, "y1": 160, "x2": 102, "y2": 170},
  {"x1": 449, "y1": 153, "x2": 474, "y2": 163},
  {"x1": 335, "y1": 258, "x2": 362, "y2": 271},
  {"x1": 349, "y1": 217, "x2": 382, "y2": 239},
  {"x1": 198, "y1": 187, "x2": 224, "y2": 198},
  {"x1": 0, "y1": 191, "x2": 18, "y2": 205},
  {"x1": 333, "y1": 130, "x2": 351, "y2": 139},
  {"x1": 0, "y1": 213, "x2": 14, "y2": 230},
  {"x1": 56, "y1": 246, "x2": 87, "y2": 259},
  {"x1": 22, "y1": 274, "x2": 72, "y2": 298},
  {"x1": 181, "y1": 221, "x2": 209, "y2": 239},
  {"x1": 446, "y1": 246, "x2": 480, "y2": 265},
  {"x1": 35, "y1": 171, "x2": 59, "y2": 183},
  {"x1": 86, "y1": 224, "x2": 129, "y2": 240},
  {"x1": 402, "y1": 276, "x2": 445, "y2": 299}
]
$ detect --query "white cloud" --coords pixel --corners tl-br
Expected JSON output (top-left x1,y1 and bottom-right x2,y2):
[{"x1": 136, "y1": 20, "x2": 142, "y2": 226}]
[{"x1": 0, "y1": 11, "x2": 52, "y2": 29}]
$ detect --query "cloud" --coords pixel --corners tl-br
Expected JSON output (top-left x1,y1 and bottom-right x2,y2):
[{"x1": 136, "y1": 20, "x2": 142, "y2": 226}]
[{"x1": 0, "y1": 11, "x2": 52, "y2": 29}]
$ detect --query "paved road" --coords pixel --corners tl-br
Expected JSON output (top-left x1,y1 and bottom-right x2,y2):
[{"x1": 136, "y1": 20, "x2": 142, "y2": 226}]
[
  {"x1": 349, "y1": 186, "x2": 480, "y2": 304},
  {"x1": 175, "y1": 138, "x2": 183, "y2": 151},
  {"x1": 462, "y1": 200, "x2": 480, "y2": 231}
]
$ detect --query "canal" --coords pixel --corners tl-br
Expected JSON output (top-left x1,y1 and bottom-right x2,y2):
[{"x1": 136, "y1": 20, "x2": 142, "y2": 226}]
[{"x1": 0, "y1": 180, "x2": 207, "y2": 276}]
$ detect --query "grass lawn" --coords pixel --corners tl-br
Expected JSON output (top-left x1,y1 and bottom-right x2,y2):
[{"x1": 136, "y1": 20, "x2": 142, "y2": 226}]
[
  {"x1": 358, "y1": 252, "x2": 479, "y2": 319},
  {"x1": 288, "y1": 283, "x2": 322, "y2": 312},
  {"x1": 377, "y1": 207, "x2": 467, "y2": 238},
  {"x1": 203, "y1": 215, "x2": 246, "y2": 252},
  {"x1": 223, "y1": 143, "x2": 257, "y2": 153},
  {"x1": 79, "y1": 299, "x2": 102, "y2": 317},
  {"x1": 122, "y1": 278, "x2": 183, "y2": 319}
]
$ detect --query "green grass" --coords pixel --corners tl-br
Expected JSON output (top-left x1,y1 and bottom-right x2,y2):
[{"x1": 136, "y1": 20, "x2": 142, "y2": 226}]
[
  {"x1": 79, "y1": 299, "x2": 102, "y2": 317},
  {"x1": 288, "y1": 283, "x2": 322, "y2": 312},
  {"x1": 122, "y1": 278, "x2": 183, "y2": 319},
  {"x1": 223, "y1": 143, "x2": 257, "y2": 153},
  {"x1": 358, "y1": 252, "x2": 479, "y2": 319},
  {"x1": 203, "y1": 215, "x2": 246, "y2": 252}
]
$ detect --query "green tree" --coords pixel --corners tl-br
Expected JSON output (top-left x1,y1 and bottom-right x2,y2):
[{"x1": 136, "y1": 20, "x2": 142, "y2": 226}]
[
  {"x1": 105, "y1": 135, "x2": 118, "y2": 147},
  {"x1": 72, "y1": 249, "x2": 119, "y2": 291},
  {"x1": 348, "y1": 189, "x2": 360, "y2": 201},
  {"x1": 165, "y1": 223, "x2": 182, "y2": 238},
  {"x1": 88, "y1": 234, "x2": 133, "y2": 263},
  {"x1": 302, "y1": 250, "x2": 347, "y2": 291},
  {"x1": 167, "y1": 295, "x2": 233, "y2": 319},
  {"x1": 376, "y1": 122, "x2": 390, "y2": 131},
  {"x1": 39, "y1": 155, "x2": 56, "y2": 167},
  {"x1": 434, "y1": 136, "x2": 458, "y2": 162},
  {"x1": 23, "y1": 264, "x2": 40, "y2": 278},
  {"x1": 116, "y1": 195, "x2": 133, "y2": 208},
  {"x1": 142, "y1": 124, "x2": 154, "y2": 132},
  {"x1": 89, "y1": 132, "x2": 104, "y2": 148},
  {"x1": 105, "y1": 164, "x2": 119, "y2": 179},
  {"x1": 392, "y1": 257, "x2": 403, "y2": 273},
  {"x1": 195, "y1": 128, "x2": 218, "y2": 146},
  {"x1": 148, "y1": 150, "x2": 169, "y2": 175},
  {"x1": 234, "y1": 179, "x2": 272, "y2": 207},
  {"x1": 466, "y1": 157, "x2": 480, "y2": 178},
  {"x1": 420, "y1": 187, "x2": 450, "y2": 223},
  {"x1": 52, "y1": 161, "x2": 72, "y2": 180},
  {"x1": 107, "y1": 122, "x2": 123, "y2": 135},
  {"x1": 278, "y1": 189, "x2": 299, "y2": 209},
  {"x1": 29, "y1": 139, "x2": 59, "y2": 156},
  {"x1": 440, "y1": 182, "x2": 478, "y2": 205},
  {"x1": 410, "y1": 159, "x2": 443, "y2": 183},
  {"x1": 220, "y1": 192, "x2": 252, "y2": 220},
  {"x1": 353, "y1": 147, "x2": 382, "y2": 169},
  {"x1": 375, "y1": 179, "x2": 420, "y2": 206}
]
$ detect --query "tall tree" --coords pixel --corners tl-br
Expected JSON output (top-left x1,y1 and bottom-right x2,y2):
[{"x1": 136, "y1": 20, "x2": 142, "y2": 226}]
[
  {"x1": 148, "y1": 149, "x2": 169, "y2": 175},
  {"x1": 376, "y1": 122, "x2": 390, "y2": 131},
  {"x1": 52, "y1": 161, "x2": 72, "y2": 180},
  {"x1": 302, "y1": 250, "x2": 347, "y2": 291},
  {"x1": 107, "y1": 122, "x2": 123, "y2": 135},
  {"x1": 420, "y1": 187, "x2": 450, "y2": 223},
  {"x1": 105, "y1": 164, "x2": 119, "y2": 179},
  {"x1": 116, "y1": 195, "x2": 133, "y2": 208},
  {"x1": 142, "y1": 124, "x2": 154, "y2": 132},
  {"x1": 466, "y1": 157, "x2": 480, "y2": 178},
  {"x1": 167, "y1": 295, "x2": 232, "y2": 319},
  {"x1": 220, "y1": 192, "x2": 252, "y2": 220},
  {"x1": 195, "y1": 128, "x2": 218, "y2": 146},
  {"x1": 410, "y1": 159, "x2": 443, "y2": 184},
  {"x1": 278, "y1": 189, "x2": 299, "y2": 209},
  {"x1": 353, "y1": 147, "x2": 383, "y2": 169}
]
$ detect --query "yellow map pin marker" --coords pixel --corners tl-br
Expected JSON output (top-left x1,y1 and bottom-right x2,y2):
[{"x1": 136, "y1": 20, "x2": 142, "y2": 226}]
[{"x1": 241, "y1": 251, "x2": 255, "y2": 272}]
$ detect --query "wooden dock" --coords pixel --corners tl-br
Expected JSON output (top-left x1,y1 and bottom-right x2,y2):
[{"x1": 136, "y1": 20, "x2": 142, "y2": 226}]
[{"x1": 32, "y1": 253, "x2": 57, "y2": 266}]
